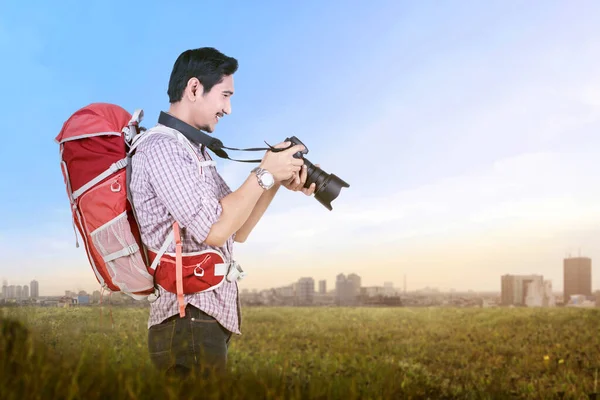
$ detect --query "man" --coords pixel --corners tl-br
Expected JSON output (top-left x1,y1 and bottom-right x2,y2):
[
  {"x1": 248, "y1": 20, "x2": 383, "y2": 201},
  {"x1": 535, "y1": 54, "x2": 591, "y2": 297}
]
[{"x1": 129, "y1": 47, "x2": 316, "y2": 377}]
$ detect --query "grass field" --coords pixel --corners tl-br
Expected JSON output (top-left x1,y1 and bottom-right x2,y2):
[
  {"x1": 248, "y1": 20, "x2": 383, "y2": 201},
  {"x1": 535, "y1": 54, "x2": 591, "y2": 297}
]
[{"x1": 1, "y1": 305, "x2": 600, "y2": 399}]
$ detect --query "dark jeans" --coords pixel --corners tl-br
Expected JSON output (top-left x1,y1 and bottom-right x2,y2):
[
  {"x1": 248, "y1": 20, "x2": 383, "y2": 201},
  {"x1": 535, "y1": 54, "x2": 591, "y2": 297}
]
[{"x1": 147, "y1": 304, "x2": 233, "y2": 378}]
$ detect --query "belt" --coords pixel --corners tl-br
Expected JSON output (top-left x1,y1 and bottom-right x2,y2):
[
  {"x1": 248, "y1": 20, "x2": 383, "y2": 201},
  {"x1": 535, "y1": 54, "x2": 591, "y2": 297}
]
[{"x1": 162, "y1": 304, "x2": 208, "y2": 324}]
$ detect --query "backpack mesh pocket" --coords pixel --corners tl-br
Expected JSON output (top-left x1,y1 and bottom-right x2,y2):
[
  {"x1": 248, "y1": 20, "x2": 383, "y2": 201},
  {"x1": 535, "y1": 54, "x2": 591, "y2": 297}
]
[{"x1": 91, "y1": 211, "x2": 153, "y2": 292}]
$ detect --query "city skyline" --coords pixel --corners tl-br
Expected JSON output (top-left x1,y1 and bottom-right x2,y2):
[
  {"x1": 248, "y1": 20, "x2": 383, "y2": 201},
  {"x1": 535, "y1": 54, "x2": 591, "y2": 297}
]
[
  {"x1": 1, "y1": 254, "x2": 593, "y2": 297},
  {"x1": 1, "y1": 2, "x2": 600, "y2": 295}
]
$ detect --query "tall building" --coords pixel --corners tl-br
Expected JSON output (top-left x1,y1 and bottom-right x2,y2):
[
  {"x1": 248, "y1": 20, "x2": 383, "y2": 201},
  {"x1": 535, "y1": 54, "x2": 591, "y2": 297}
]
[
  {"x1": 336, "y1": 273, "x2": 361, "y2": 305},
  {"x1": 501, "y1": 274, "x2": 544, "y2": 306},
  {"x1": 336, "y1": 274, "x2": 350, "y2": 305},
  {"x1": 347, "y1": 274, "x2": 361, "y2": 295},
  {"x1": 30, "y1": 280, "x2": 39, "y2": 299},
  {"x1": 543, "y1": 281, "x2": 556, "y2": 307},
  {"x1": 23, "y1": 285, "x2": 29, "y2": 299},
  {"x1": 318, "y1": 280, "x2": 326, "y2": 294},
  {"x1": 296, "y1": 277, "x2": 315, "y2": 305},
  {"x1": 15, "y1": 285, "x2": 22, "y2": 300},
  {"x1": 1, "y1": 280, "x2": 7, "y2": 300},
  {"x1": 524, "y1": 279, "x2": 556, "y2": 307},
  {"x1": 563, "y1": 257, "x2": 592, "y2": 303}
]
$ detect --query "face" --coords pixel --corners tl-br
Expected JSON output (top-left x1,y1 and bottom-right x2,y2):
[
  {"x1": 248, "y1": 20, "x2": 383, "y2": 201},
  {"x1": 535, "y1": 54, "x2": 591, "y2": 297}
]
[{"x1": 187, "y1": 74, "x2": 234, "y2": 133}]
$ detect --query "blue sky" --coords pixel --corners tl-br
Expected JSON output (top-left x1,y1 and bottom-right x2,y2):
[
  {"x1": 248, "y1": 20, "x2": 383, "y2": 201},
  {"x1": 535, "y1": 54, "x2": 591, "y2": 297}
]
[{"x1": 1, "y1": 1, "x2": 600, "y2": 295}]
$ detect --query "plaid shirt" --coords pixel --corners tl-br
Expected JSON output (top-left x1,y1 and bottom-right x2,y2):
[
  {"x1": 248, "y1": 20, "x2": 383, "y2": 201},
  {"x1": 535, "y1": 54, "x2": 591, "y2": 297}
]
[{"x1": 129, "y1": 123, "x2": 241, "y2": 334}]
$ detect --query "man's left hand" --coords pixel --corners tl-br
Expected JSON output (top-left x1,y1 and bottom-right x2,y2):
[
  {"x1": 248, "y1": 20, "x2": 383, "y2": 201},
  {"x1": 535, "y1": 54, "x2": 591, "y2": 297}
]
[{"x1": 281, "y1": 164, "x2": 318, "y2": 196}]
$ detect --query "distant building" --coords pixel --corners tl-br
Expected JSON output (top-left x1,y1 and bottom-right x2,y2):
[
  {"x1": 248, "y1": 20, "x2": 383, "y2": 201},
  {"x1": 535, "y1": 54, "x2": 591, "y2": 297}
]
[
  {"x1": 347, "y1": 274, "x2": 361, "y2": 294},
  {"x1": 564, "y1": 257, "x2": 592, "y2": 303},
  {"x1": 78, "y1": 295, "x2": 90, "y2": 305},
  {"x1": 336, "y1": 273, "x2": 360, "y2": 305},
  {"x1": 501, "y1": 274, "x2": 549, "y2": 306},
  {"x1": 276, "y1": 285, "x2": 294, "y2": 298},
  {"x1": 23, "y1": 285, "x2": 29, "y2": 299},
  {"x1": 524, "y1": 279, "x2": 555, "y2": 307},
  {"x1": 318, "y1": 280, "x2": 327, "y2": 294},
  {"x1": 383, "y1": 282, "x2": 395, "y2": 296},
  {"x1": 296, "y1": 277, "x2": 315, "y2": 305},
  {"x1": 362, "y1": 286, "x2": 388, "y2": 297},
  {"x1": 30, "y1": 280, "x2": 39, "y2": 298},
  {"x1": 543, "y1": 280, "x2": 556, "y2": 307}
]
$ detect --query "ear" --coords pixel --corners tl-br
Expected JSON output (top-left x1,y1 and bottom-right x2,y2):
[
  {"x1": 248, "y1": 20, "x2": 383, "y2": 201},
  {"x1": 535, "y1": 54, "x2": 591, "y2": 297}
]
[{"x1": 185, "y1": 77, "x2": 204, "y2": 102}]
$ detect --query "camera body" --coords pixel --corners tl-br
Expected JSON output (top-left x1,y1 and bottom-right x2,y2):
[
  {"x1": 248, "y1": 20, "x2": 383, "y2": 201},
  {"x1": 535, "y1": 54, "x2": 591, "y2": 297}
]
[
  {"x1": 286, "y1": 135, "x2": 310, "y2": 160},
  {"x1": 282, "y1": 136, "x2": 349, "y2": 211}
]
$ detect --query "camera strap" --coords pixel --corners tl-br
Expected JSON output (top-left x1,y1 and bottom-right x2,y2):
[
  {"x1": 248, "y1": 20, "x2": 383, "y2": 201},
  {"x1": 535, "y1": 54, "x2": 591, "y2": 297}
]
[{"x1": 158, "y1": 111, "x2": 288, "y2": 163}]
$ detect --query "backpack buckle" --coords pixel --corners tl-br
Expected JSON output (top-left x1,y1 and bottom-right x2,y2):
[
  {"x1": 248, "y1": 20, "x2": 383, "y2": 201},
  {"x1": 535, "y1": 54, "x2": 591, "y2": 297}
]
[
  {"x1": 147, "y1": 288, "x2": 160, "y2": 303},
  {"x1": 226, "y1": 261, "x2": 246, "y2": 282}
]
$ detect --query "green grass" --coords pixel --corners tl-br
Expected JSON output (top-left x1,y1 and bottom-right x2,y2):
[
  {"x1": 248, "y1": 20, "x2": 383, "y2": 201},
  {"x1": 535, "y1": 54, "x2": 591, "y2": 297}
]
[{"x1": 1, "y1": 305, "x2": 600, "y2": 399}]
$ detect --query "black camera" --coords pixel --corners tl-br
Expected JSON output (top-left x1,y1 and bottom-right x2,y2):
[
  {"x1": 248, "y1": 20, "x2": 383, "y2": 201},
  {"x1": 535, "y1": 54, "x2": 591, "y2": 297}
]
[{"x1": 284, "y1": 136, "x2": 349, "y2": 211}]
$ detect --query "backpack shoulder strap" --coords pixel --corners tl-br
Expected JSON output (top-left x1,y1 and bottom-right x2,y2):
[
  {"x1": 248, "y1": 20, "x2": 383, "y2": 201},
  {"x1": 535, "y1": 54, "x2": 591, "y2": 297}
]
[
  {"x1": 126, "y1": 124, "x2": 216, "y2": 285},
  {"x1": 129, "y1": 124, "x2": 217, "y2": 169}
]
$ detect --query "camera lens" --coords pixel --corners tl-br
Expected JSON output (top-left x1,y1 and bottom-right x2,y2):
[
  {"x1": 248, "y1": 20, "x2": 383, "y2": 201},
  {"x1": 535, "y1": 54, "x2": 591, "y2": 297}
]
[
  {"x1": 303, "y1": 159, "x2": 349, "y2": 211},
  {"x1": 284, "y1": 136, "x2": 349, "y2": 210}
]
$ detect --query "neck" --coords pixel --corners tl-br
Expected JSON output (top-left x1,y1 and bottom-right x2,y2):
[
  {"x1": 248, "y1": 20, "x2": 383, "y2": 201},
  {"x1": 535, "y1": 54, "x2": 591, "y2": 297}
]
[
  {"x1": 167, "y1": 103, "x2": 197, "y2": 130},
  {"x1": 158, "y1": 109, "x2": 223, "y2": 152}
]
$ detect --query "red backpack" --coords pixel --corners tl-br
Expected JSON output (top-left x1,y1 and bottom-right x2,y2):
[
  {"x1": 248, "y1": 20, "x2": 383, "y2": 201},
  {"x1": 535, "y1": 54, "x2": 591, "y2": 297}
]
[
  {"x1": 55, "y1": 103, "x2": 244, "y2": 316},
  {"x1": 55, "y1": 103, "x2": 154, "y2": 300}
]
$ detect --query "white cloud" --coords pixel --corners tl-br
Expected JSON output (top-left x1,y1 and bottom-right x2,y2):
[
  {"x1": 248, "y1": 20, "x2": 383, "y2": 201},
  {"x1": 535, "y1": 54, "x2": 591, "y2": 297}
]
[{"x1": 236, "y1": 149, "x2": 600, "y2": 253}]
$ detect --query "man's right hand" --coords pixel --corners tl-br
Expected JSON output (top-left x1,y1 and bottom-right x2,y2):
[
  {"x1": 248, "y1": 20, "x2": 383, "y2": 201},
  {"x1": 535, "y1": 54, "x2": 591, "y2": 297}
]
[{"x1": 259, "y1": 141, "x2": 306, "y2": 182}]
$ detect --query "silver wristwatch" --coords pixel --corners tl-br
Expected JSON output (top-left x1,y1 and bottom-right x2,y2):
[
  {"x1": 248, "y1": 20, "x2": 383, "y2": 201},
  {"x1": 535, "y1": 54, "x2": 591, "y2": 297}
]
[{"x1": 251, "y1": 167, "x2": 275, "y2": 190}]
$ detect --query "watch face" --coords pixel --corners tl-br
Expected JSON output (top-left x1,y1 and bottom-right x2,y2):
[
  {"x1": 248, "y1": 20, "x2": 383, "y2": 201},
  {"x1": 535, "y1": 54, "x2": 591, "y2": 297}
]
[{"x1": 261, "y1": 172, "x2": 274, "y2": 186}]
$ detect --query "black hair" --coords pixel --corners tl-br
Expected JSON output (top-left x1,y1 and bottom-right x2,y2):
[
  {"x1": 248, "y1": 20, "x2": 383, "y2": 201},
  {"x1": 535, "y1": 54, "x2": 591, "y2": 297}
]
[{"x1": 167, "y1": 47, "x2": 238, "y2": 103}]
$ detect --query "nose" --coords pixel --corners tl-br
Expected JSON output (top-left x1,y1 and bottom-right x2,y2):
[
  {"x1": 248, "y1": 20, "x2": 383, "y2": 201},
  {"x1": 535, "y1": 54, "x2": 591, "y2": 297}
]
[{"x1": 223, "y1": 100, "x2": 232, "y2": 116}]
